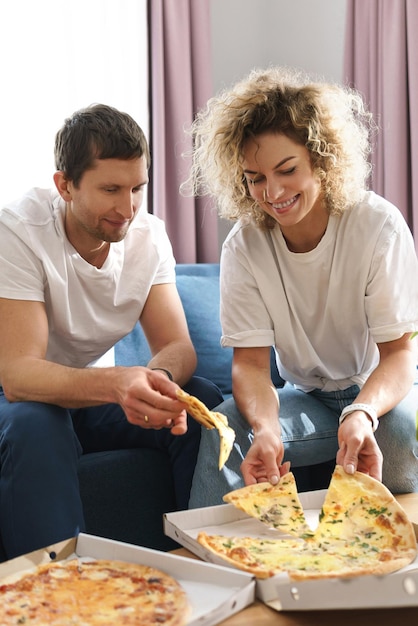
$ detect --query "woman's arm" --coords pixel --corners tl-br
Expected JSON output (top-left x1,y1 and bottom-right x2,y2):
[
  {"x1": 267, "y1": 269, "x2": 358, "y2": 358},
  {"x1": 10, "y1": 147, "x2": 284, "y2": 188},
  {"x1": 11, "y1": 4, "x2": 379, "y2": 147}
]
[
  {"x1": 337, "y1": 332, "x2": 416, "y2": 479},
  {"x1": 232, "y1": 346, "x2": 289, "y2": 485}
]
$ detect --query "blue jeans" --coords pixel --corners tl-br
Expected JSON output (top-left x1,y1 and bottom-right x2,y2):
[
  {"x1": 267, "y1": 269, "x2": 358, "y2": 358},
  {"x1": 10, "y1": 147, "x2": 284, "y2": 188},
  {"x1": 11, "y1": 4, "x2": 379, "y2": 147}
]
[
  {"x1": 0, "y1": 376, "x2": 223, "y2": 560},
  {"x1": 189, "y1": 381, "x2": 418, "y2": 508}
]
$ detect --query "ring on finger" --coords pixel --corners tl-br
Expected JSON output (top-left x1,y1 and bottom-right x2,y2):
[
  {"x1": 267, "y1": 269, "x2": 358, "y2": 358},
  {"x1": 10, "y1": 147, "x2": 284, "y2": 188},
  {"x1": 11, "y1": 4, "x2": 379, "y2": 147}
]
[{"x1": 144, "y1": 415, "x2": 149, "y2": 423}]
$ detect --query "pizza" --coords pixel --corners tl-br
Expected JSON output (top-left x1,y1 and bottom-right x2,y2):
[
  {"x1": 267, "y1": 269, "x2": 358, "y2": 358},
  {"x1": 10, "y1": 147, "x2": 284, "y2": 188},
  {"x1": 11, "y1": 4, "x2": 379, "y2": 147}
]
[
  {"x1": 223, "y1": 471, "x2": 311, "y2": 537},
  {"x1": 197, "y1": 532, "x2": 416, "y2": 580},
  {"x1": 176, "y1": 388, "x2": 235, "y2": 469},
  {"x1": 0, "y1": 558, "x2": 190, "y2": 625},
  {"x1": 197, "y1": 466, "x2": 417, "y2": 580}
]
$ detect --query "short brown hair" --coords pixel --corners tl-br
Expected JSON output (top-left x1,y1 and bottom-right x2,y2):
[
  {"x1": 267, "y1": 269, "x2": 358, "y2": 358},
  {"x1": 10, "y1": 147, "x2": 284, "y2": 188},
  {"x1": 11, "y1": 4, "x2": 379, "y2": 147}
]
[{"x1": 54, "y1": 104, "x2": 150, "y2": 187}]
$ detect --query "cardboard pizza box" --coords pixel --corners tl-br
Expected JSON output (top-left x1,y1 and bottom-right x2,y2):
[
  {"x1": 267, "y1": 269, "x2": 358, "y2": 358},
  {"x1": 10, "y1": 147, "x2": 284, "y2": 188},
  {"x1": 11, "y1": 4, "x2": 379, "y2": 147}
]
[
  {"x1": 0, "y1": 533, "x2": 255, "y2": 626},
  {"x1": 164, "y1": 490, "x2": 418, "y2": 611}
]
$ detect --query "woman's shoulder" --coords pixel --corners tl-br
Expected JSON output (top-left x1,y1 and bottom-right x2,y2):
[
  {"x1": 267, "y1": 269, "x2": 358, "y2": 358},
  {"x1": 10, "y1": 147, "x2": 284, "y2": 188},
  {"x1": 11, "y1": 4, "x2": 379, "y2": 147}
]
[
  {"x1": 343, "y1": 190, "x2": 409, "y2": 234},
  {"x1": 351, "y1": 190, "x2": 404, "y2": 220}
]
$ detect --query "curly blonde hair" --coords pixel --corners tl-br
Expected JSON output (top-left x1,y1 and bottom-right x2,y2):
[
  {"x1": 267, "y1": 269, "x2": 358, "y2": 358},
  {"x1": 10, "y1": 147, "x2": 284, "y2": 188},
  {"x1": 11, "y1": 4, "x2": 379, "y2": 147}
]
[{"x1": 183, "y1": 66, "x2": 375, "y2": 229}]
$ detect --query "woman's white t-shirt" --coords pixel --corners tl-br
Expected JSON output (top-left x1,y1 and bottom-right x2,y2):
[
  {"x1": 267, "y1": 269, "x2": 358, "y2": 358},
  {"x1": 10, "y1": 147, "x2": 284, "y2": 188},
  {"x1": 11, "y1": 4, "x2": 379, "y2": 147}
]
[
  {"x1": 0, "y1": 188, "x2": 175, "y2": 368},
  {"x1": 220, "y1": 191, "x2": 418, "y2": 392}
]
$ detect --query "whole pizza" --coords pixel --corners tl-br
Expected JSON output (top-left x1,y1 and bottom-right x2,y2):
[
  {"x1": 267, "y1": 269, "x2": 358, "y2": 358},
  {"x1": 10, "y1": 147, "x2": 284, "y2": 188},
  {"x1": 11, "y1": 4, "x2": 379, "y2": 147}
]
[
  {"x1": 0, "y1": 558, "x2": 190, "y2": 625},
  {"x1": 199, "y1": 465, "x2": 418, "y2": 580}
]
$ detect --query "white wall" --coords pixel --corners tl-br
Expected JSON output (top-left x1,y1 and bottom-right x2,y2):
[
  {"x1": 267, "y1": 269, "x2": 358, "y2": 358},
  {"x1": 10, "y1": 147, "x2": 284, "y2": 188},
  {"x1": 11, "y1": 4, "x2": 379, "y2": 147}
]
[
  {"x1": 0, "y1": 0, "x2": 148, "y2": 206},
  {"x1": 210, "y1": 0, "x2": 347, "y2": 251}
]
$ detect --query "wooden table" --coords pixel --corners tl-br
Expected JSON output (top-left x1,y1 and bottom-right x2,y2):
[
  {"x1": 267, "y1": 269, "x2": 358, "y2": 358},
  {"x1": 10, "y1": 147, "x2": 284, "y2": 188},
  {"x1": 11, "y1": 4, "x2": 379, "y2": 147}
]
[{"x1": 174, "y1": 493, "x2": 418, "y2": 625}]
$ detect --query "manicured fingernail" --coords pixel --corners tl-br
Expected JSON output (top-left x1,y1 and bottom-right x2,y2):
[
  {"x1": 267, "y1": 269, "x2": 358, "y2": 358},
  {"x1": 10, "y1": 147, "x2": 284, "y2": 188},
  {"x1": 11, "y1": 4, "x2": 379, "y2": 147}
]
[{"x1": 346, "y1": 463, "x2": 355, "y2": 474}]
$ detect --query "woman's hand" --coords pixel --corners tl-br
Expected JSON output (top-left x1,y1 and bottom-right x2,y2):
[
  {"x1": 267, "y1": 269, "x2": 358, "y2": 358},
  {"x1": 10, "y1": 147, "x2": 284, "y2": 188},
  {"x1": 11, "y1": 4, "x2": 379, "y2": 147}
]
[
  {"x1": 241, "y1": 426, "x2": 290, "y2": 485},
  {"x1": 336, "y1": 411, "x2": 383, "y2": 480},
  {"x1": 336, "y1": 332, "x2": 415, "y2": 481}
]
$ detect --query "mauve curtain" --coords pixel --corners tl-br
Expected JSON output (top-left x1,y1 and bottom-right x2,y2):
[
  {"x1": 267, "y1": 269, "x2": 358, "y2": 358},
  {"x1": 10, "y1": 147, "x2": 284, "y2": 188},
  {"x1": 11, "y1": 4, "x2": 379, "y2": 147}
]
[
  {"x1": 147, "y1": 0, "x2": 219, "y2": 263},
  {"x1": 344, "y1": 0, "x2": 418, "y2": 248}
]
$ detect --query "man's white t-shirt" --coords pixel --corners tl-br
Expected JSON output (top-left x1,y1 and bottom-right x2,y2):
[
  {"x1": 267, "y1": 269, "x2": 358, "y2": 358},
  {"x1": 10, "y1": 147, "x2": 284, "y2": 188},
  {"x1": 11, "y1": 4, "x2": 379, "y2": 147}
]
[
  {"x1": 0, "y1": 188, "x2": 175, "y2": 368},
  {"x1": 220, "y1": 191, "x2": 418, "y2": 392}
]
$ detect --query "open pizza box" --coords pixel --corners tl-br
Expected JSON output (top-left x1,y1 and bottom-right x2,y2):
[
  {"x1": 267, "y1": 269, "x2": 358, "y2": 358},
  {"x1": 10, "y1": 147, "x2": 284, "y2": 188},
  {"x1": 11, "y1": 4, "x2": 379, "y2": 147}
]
[
  {"x1": 164, "y1": 489, "x2": 418, "y2": 612},
  {"x1": 0, "y1": 532, "x2": 255, "y2": 625}
]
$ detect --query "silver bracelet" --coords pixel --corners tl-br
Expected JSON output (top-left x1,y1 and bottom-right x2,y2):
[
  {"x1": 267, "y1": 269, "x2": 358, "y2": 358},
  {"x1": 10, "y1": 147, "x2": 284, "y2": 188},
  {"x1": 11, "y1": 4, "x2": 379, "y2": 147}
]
[{"x1": 339, "y1": 403, "x2": 379, "y2": 432}]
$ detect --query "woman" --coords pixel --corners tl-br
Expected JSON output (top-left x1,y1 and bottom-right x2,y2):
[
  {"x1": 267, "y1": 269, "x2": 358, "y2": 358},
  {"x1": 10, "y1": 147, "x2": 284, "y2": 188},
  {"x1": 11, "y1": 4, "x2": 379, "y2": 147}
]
[{"x1": 186, "y1": 67, "x2": 418, "y2": 506}]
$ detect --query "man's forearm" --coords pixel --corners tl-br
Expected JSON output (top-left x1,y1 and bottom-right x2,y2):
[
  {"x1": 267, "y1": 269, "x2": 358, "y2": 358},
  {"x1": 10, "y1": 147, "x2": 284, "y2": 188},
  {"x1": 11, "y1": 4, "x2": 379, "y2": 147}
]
[
  {"x1": 147, "y1": 340, "x2": 197, "y2": 386},
  {"x1": 1, "y1": 358, "x2": 123, "y2": 407}
]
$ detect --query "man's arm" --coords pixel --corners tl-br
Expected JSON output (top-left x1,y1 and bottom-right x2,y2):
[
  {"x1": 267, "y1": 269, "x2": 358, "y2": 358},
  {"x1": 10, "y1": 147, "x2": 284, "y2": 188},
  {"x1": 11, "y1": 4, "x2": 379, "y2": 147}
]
[
  {"x1": 0, "y1": 296, "x2": 191, "y2": 433},
  {"x1": 140, "y1": 283, "x2": 197, "y2": 386},
  {"x1": 231, "y1": 346, "x2": 286, "y2": 485}
]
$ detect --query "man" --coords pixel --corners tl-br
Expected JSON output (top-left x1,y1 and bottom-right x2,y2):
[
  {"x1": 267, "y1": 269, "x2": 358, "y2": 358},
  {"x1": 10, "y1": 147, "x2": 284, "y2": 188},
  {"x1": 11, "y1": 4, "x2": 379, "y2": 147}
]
[{"x1": 0, "y1": 104, "x2": 222, "y2": 560}]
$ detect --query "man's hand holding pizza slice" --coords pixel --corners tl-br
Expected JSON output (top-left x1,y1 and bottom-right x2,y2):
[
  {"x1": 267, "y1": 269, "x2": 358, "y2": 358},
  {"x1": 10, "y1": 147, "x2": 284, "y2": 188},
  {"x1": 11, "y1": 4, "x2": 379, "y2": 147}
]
[{"x1": 176, "y1": 389, "x2": 235, "y2": 469}]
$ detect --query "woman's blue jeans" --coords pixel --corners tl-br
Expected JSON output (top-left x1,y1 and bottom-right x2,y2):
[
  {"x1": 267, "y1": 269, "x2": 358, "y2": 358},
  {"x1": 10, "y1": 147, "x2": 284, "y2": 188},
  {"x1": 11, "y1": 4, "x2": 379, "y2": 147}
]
[
  {"x1": 189, "y1": 381, "x2": 418, "y2": 508},
  {"x1": 0, "y1": 376, "x2": 223, "y2": 560}
]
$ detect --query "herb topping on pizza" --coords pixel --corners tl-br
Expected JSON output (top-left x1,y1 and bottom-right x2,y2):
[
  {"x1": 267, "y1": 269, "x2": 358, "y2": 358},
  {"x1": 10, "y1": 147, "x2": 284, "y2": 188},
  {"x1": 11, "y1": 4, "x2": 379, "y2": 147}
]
[
  {"x1": 199, "y1": 466, "x2": 417, "y2": 580},
  {"x1": 223, "y1": 471, "x2": 311, "y2": 537}
]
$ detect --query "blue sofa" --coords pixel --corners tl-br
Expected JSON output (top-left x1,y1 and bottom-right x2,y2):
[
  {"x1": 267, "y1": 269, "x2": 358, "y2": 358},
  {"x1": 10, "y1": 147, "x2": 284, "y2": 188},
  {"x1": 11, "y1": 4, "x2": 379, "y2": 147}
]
[{"x1": 0, "y1": 264, "x2": 333, "y2": 560}]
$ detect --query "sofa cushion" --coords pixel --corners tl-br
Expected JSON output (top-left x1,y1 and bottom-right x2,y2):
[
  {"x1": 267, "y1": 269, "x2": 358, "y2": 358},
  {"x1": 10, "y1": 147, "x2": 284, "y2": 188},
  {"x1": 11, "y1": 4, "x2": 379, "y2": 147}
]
[
  {"x1": 114, "y1": 321, "x2": 151, "y2": 367},
  {"x1": 176, "y1": 263, "x2": 285, "y2": 390},
  {"x1": 176, "y1": 273, "x2": 233, "y2": 395}
]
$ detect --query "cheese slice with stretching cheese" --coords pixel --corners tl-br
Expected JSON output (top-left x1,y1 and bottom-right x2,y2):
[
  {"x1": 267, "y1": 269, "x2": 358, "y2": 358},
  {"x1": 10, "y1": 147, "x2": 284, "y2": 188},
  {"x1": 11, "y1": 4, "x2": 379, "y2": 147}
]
[{"x1": 176, "y1": 389, "x2": 235, "y2": 469}]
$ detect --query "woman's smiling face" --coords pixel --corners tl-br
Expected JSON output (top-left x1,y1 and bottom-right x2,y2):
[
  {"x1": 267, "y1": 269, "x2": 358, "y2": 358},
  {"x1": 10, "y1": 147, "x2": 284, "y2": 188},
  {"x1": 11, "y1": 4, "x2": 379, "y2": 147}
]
[{"x1": 242, "y1": 132, "x2": 324, "y2": 229}]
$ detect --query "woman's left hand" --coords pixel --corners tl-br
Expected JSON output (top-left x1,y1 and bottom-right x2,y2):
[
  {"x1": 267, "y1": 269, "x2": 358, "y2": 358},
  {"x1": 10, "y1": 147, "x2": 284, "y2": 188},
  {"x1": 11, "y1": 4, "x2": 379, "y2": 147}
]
[{"x1": 336, "y1": 411, "x2": 383, "y2": 480}]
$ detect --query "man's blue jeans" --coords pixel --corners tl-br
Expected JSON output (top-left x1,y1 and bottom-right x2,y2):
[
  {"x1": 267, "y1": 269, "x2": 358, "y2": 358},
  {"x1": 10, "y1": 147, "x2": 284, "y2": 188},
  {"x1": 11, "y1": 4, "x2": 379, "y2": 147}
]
[
  {"x1": 0, "y1": 376, "x2": 223, "y2": 560},
  {"x1": 189, "y1": 381, "x2": 418, "y2": 508}
]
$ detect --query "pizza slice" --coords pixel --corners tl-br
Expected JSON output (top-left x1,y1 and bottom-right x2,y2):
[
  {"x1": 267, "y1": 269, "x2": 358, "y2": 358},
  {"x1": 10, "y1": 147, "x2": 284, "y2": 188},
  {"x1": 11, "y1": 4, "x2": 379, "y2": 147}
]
[
  {"x1": 223, "y1": 472, "x2": 312, "y2": 538},
  {"x1": 209, "y1": 411, "x2": 236, "y2": 470},
  {"x1": 176, "y1": 388, "x2": 235, "y2": 469},
  {"x1": 197, "y1": 531, "x2": 415, "y2": 580},
  {"x1": 197, "y1": 533, "x2": 305, "y2": 579},
  {"x1": 312, "y1": 465, "x2": 417, "y2": 557}
]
